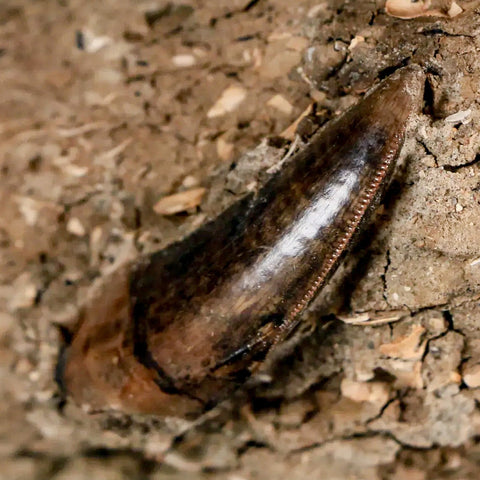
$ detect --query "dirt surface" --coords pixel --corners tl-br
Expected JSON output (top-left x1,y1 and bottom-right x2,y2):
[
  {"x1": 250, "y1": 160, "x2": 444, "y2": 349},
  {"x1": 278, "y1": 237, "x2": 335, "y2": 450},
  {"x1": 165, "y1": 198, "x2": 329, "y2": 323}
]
[{"x1": 2, "y1": 0, "x2": 480, "y2": 478}]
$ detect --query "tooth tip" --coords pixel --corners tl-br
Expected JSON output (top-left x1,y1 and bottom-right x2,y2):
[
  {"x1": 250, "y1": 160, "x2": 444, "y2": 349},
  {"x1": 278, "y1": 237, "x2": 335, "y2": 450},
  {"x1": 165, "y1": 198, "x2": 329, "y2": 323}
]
[
  {"x1": 396, "y1": 64, "x2": 425, "y2": 86},
  {"x1": 385, "y1": 64, "x2": 425, "y2": 95},
  {"x1": 364, "y1": 64, "x2": 425, "y2": 123}
]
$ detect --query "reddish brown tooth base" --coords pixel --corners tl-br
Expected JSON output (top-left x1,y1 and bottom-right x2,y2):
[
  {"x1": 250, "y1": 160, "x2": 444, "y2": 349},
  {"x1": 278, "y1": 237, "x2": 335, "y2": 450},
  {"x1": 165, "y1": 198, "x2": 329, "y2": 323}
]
[{"x1": 60, "y1": 65, "x2": 425, "y2": 418}]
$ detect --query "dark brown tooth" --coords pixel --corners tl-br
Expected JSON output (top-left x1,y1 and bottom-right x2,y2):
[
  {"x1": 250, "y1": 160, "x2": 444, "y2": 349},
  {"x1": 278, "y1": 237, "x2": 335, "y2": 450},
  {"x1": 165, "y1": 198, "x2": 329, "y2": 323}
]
[{"x1": 61, "y1": 65, "x2": 424, "y2": 417}]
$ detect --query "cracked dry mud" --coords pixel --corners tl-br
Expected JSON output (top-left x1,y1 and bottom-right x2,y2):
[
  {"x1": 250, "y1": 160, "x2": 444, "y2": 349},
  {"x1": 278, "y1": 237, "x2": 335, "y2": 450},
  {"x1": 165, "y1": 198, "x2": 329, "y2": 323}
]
[{"x1": 2, "y1": 1, "x2": 480, "y2": 479}]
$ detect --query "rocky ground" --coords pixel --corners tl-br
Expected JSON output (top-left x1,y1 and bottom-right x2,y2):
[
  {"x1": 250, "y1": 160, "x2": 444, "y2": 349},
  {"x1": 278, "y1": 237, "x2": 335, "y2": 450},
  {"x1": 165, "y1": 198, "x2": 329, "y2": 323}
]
[{"x1": 2, "y1": 0, "x2": 480, "y2": 479}]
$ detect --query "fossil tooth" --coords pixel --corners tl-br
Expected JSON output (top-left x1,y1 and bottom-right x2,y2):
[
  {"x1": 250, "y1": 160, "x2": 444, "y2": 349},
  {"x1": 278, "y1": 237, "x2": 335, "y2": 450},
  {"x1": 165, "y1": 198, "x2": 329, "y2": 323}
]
[{"x1": 59, "y1": 65, "x2": 424, "y2": 418}]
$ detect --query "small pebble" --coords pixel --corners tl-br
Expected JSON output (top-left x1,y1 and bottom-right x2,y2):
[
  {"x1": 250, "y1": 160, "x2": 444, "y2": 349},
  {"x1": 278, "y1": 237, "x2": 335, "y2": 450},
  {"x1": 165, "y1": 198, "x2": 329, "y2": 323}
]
[
  {"x1": 426, "y1": 314, "x2": 447, "y2": 332},
  {"x1": 207, "y1": 86, "x2": 247, "y2": 118},
  {"x1": 341, "y1": 378, "x2": 389, "y2": 405},
  {"x1": 421, "y1": 155, "x2": 436, "y2": 168},
  {"x1": 89, "y1": 226, "x2": 105, "y2": 266},
  {"x1": 16, "y1": 197, "x2": 40, "y2": 226},
  {"x1": 447, "y1": 1, "x2": 463, "y2": 17},
  {"x1": 445, "y1": 108, "x2": 472, "y2": 125},
  {"x1": 172, "y1": 54, "x2": 196, "y2": 67},
  {"x1": 66, "y1": 217, "x2": 86, "y2": 237},
  {"x1": 8, "y1": 273, "x2": 37, "y2": 311},
  {"x1": 182, "y1": 175, "x2": 199, "y2": 188},
  {"x1": 348, "y1": 36, "x2": 365, "y2": 50},
  {"x1": 15, "y1": 357, "x2": 34, "y2": 375},
  {"x1": 266, "y1": 94, "x2": 293, "y2": 115},
  {"x1": 379, "y1": 325, "x2": 426, "y2": 360},
  {"x1": 463, "y1": 364, "x2": 480, "y2": 388},
  {"x1": 153, "y1": 187, "x2": 206, "y2": 215},
  {"x1": 386, "y1": 0, "x2": 462, "y2": 18},
  {"x1": 216, "y1": 137, "x2": 234, "y2": 161}
]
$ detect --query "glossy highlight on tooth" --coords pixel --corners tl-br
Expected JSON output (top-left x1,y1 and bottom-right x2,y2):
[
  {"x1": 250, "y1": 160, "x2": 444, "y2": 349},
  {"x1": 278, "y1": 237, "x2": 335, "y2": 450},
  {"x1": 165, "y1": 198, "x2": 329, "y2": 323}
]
[{"x1": 59, "y1": 65, "x2": 425, "y2": 418}]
